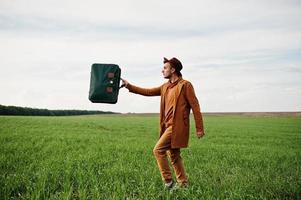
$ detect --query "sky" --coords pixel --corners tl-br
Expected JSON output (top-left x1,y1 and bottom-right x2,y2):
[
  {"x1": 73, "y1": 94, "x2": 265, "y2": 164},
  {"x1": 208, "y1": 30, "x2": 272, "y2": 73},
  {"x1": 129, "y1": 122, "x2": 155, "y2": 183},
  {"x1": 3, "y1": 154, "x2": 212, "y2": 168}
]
[{"x1": 0, "y1": 0, "x2": 301, "y2": 113}]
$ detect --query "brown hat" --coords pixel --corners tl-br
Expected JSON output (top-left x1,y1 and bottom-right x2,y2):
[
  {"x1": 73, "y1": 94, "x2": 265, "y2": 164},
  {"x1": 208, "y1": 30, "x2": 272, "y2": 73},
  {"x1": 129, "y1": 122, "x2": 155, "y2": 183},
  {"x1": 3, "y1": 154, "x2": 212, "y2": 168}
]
[{"x1": 163, "y1": 57, "x2": 183, "y2": 77}]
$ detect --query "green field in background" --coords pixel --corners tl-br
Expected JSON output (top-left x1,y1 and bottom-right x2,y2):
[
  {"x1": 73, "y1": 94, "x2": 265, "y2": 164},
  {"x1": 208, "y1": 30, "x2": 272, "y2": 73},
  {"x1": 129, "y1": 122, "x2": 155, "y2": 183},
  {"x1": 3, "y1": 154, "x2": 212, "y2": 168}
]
[{"x1": 0, "y1": 115, "x2": 300, "y2": 199}]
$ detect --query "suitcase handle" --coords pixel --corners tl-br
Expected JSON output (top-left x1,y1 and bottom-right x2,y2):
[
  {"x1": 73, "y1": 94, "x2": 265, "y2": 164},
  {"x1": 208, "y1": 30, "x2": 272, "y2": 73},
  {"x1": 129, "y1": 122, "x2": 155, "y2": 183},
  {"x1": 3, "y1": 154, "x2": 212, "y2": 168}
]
[{"x1": 119, "y1": 77, "x2": 125, "y2": 89}]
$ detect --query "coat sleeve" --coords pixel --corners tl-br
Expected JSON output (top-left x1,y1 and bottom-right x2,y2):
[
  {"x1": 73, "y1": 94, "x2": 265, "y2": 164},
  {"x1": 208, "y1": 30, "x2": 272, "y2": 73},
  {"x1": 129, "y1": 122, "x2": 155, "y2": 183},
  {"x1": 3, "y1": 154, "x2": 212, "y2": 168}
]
[
  {"x1": 127, "y1": 83, "x2": 161, "y2": 96},
  {"x1": 185, "y1": 82, "x2": 204, "y2": 132}
]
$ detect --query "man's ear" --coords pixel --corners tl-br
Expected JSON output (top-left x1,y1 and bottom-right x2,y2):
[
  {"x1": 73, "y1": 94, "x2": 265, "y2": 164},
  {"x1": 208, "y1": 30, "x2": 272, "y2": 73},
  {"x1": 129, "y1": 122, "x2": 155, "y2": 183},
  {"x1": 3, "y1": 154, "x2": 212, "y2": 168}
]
[{"x1": 171, "y1": 67, "x2": 175, "y2": 73}]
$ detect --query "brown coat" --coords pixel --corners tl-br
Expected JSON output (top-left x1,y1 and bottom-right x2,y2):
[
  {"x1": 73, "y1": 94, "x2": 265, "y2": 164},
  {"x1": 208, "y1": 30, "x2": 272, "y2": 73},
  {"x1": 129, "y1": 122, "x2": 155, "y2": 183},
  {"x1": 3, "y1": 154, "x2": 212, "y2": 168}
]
[{"x1": 127, "y1": 78, "x2": 204, "y2": 148}]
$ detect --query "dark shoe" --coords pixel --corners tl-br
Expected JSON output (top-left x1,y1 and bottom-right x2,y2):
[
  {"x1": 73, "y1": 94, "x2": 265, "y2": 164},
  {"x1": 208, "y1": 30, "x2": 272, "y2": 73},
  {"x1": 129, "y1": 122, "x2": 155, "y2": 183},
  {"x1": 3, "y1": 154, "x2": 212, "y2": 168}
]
[
  {"x1": 170, "y1": 182, "x2": 188, "y2": 191},
  {"x1": 164, "y1": 180, "x2": 176, "y2": 190}
]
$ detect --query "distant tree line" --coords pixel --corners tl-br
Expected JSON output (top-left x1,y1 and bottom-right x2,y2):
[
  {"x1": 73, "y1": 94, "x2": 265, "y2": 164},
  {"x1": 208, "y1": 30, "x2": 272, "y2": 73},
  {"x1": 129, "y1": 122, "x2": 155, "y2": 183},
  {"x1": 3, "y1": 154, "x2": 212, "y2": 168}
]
[{"x1": 0, "y1": 104, "x2": 118, "y2": 116}]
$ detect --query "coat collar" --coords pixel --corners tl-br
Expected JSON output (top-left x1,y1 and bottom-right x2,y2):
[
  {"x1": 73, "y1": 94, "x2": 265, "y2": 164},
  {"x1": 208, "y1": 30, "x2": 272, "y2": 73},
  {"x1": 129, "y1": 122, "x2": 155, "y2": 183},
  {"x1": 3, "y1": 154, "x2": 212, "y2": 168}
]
[
  {"x1": 172, "y1": 78, "x2": 186, "y2": 115},
  {"x1": 162, "y1": 77, "x2": 183, "y2": 94},
  {"x1": 167, "y1": 77, "x2": 182, "y2": 88},
  {"x1": 160, "y1": 78, "x2": 187, "y2": 123}
]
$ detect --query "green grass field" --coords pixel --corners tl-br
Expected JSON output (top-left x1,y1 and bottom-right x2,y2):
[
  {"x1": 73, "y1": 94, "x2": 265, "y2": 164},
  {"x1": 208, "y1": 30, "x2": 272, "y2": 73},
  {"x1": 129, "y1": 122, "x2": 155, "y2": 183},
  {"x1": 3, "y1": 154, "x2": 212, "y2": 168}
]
[{"x1": 0, "y1": 114, "x2": 300, "y2": 199}]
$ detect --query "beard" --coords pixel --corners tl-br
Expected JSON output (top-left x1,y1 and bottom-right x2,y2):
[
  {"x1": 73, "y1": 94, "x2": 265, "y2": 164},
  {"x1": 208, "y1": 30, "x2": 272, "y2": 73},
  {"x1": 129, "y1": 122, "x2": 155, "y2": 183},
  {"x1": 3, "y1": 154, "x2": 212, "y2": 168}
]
[{"x1": 163, "y1": 73, "x2": 171, "y2": 79}]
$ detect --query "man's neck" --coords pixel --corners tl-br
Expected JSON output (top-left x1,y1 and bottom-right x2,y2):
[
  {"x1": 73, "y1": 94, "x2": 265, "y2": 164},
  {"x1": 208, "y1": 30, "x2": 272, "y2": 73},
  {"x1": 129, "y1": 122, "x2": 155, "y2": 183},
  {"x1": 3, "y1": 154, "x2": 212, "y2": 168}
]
[{"x1": 169, "y1": 75, "x2": 180, "y2": 83}]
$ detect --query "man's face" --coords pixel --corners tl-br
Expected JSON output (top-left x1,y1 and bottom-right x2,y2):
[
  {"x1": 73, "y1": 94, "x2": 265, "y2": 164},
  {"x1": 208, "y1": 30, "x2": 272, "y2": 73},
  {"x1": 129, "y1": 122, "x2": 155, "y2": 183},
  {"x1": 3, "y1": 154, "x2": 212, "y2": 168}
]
[{"x1": 162, "y1": 62, "x2": 175, "y2": 79}]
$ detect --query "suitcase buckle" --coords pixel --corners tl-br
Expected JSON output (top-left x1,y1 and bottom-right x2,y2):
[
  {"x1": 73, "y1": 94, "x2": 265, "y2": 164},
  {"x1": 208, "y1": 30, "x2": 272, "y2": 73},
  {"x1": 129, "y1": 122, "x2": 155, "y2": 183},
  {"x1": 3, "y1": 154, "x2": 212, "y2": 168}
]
[
  {"x1": 106, "y1": 87, "x2": 113, "y2": 93},
  {"x1": 108, "y1": 72, "x2": 115, "y2": 78}
]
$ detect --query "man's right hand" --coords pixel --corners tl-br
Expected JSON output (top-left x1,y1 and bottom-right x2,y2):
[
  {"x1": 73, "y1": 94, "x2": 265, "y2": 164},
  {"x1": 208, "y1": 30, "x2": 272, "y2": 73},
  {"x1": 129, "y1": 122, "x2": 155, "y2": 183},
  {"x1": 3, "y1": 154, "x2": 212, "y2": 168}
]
[{"x1": 121, "y1": 78, "x2": 129, "y2": 88}]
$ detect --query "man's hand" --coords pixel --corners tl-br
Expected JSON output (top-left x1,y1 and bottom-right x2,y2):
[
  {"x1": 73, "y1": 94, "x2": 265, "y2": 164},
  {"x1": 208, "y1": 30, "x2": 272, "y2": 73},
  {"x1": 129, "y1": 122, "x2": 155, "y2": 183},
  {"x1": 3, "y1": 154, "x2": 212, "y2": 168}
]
[
  {"x1": 121, "y1": 78, "x2": 129, "y2": 88},
  {"x1": 196, "y1": 131, "x2": 205, "y2": 139}
]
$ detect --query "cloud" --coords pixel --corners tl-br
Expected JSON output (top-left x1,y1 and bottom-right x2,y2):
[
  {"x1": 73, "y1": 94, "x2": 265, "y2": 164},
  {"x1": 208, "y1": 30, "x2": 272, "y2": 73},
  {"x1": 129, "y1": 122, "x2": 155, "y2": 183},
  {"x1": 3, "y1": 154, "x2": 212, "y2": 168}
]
[{"x1": 0, "y1": 0, "x2": 300, "y2": 112}]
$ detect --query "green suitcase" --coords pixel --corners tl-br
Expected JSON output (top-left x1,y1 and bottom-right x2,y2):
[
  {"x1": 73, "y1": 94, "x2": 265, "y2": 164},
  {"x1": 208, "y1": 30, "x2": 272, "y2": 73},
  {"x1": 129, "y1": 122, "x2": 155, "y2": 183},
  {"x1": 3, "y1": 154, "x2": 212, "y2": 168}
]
[{"x1": 89, "y1": 63, "x2": 122, "y2": 104}]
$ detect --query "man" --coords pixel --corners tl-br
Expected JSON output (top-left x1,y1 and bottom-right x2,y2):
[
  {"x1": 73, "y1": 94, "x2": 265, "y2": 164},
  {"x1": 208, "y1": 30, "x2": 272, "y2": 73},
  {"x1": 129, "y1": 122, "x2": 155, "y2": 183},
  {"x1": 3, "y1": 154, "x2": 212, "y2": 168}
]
[{"x1": 121, "y1": 57, "x2": 205, "y2": 189}]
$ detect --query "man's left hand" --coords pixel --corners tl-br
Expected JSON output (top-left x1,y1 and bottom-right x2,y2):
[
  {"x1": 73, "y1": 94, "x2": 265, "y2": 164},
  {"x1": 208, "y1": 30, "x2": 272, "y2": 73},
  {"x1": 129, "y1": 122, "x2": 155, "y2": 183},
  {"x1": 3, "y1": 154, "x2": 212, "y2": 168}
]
[{"x1": 196, "y1": 131, "x2": 205, "y2": 139}]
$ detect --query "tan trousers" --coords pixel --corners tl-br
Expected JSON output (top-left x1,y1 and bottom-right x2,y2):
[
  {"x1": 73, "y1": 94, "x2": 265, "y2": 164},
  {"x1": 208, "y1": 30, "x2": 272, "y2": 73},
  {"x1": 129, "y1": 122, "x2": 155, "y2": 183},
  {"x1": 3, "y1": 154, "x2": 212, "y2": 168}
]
[{"x1": 153, "y1": 126, "x2": 188, "y2": 185}]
